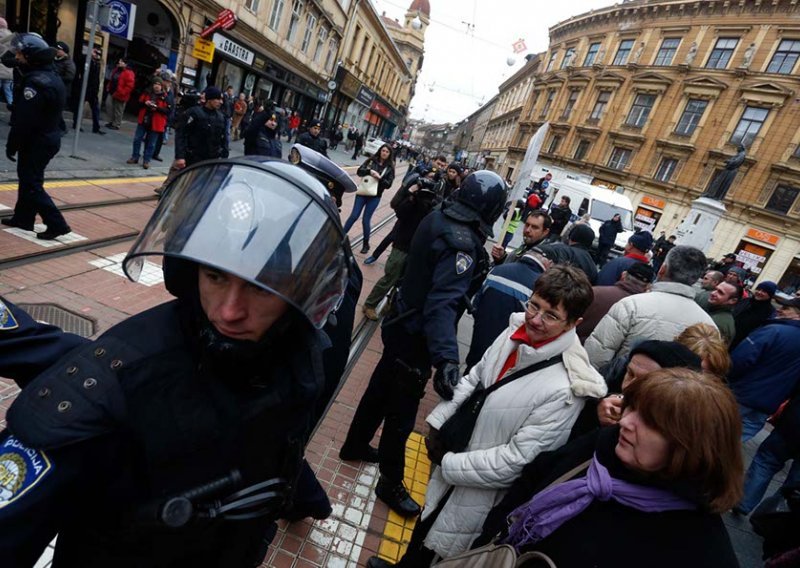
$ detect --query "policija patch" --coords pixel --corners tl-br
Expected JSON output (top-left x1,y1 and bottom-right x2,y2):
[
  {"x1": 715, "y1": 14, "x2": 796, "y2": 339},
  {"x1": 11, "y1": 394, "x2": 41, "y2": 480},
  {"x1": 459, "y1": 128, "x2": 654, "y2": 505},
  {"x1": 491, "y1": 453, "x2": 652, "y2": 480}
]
[
  {"x1": 456, "y1": 251, "x2": 474, "y2": 275},
  {"x1": 0, "y1": 436, "x2": 52, "y2": 509},
  {"x1": 0, "y1": 300, "x2": 19, "y2": 330}
]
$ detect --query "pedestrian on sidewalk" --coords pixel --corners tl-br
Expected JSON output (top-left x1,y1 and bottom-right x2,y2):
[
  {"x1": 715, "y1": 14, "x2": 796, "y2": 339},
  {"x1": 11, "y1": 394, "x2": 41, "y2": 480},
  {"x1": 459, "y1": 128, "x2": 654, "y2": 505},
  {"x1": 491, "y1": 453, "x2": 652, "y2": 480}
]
[
  {"x1": 151, "y1": 71, "x2": 175, "y2": 161},
  {"x1": 0, "y1": 18, "x2": 13, "y2": 108},
  {"x1": 126, "y1": 77, "x2": 169, "y2": 169},
  {"x1": 231, "y1": 92, "x2": 246, "y2": 140},
  {"x1": 71, "y1": 47, "x2": 105, "y2": 135},
  {"x1": 351, "y1": 131, "x2": 364, "y2": 160},
  {"x1": 105, "y1": 58, "x2": 134, "y2": 130},
  {"x1": 287, "y1": 110, "x2": 300, "y2": 141},
  {"x1": 52, "y1": 41, "x2": 74, "y2": 135},
  {"x1": 343, "y1": 143, "x2": 395, "y2": 254}
]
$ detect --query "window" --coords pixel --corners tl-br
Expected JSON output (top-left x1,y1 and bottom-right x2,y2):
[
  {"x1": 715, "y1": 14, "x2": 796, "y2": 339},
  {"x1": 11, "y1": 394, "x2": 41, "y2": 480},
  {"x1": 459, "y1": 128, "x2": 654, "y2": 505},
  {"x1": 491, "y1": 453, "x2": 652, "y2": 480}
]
[
  {"x1": 574, "y1": 139, "x2": 591, "y2": 161},
  {"x1": 655, "y1": 157, "x2": 679, "y2": 182},
  {"x1": 541, "y1": 89, "x2": 555, "y2": 117},
  {"x1": 314, "y1": 26, "x2": 327, "y2": 62},
  {"x1": 245, "y1": 0, "x2": 261, "y2": 12},
  {"x1": 675, "y1": 99, "x2": 708, "y2": 135},
  {"x1": 730, "y1": 106, "x2": 769, "y2": 146},
  {"x1": 590, "y1": 91, "x2": 611, "y2": 120},
  {"x1": 654, "y1": 38, "x2": 680, "y2": 66},
  {"x1": 547, "y1": 135, "x2": 562, "y2": 154},
  {"x1": 608, "y1": 147, "x2": 632, "y2": 170},
  {"x1": 301, "y1": 14, "x2": 316, "y2": 52},
  {"x1": 793, "y1": 145, "x2": 800, "y2": 159},
  {"x1": 287, "y1": 0, "x2": 303, "y2": 42},
  {"x1": 561, "y1": 90, "x2": 579, "y2": 119},
  {"x1": 706, "y1": 37, "x2": 738, "y2": 69},
  {"x1": 767, "y1": 39, "x2": 800, "y2": 74},
  {"x1": 766, "y1": 185, "x2": 800, "y2": 214},
  {"x1": 546, "y1": 51, "x2": 558, "y2": 72},
  {"x1": 561, "y1": 47, "x2": 575, "y2": 69},
  {"x1": 268, "y1": 0, "x2": 285, "y2": 30},
  {"x1": 625, "y1": 93, "x2": 656, "y2": 128},
  {"x1": 584, "y1": 42, "x2": 601, "y2": 66},
  {"x1": 612, "y1": 39, "x2": 635, "y2": 65},
  {"x1": 326, "y1": 38, "x2": 338, "y2": 72}
]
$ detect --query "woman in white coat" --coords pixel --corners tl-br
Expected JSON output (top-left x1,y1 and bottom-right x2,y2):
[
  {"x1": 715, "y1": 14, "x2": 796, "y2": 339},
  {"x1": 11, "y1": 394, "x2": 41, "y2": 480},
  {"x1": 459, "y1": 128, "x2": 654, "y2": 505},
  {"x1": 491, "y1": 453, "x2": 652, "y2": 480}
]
[{"x1": 367, "y1": 265, "x2": 607, "y2": 568}]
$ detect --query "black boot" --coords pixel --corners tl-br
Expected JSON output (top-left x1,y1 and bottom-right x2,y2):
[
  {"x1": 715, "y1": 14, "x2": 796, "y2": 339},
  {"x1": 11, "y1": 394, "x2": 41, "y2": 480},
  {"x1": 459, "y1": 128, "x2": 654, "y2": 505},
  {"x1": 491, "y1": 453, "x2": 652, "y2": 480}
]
[
  {"x1": 360, "y1": 243, "x2": 370, "y2": 254},
  {"x1": 1, "y1": 218, "x2": 34, "y2": 231},
  {"x1": 339, "y1": 444, "x2": 379, "y2": 463},
  {"x1": 36, "y1": 226, "x2": 71, "y2": 240},
  {"x1": 366, "y1": 557, "x2": 395, "y2": 568},
  {"x1": 375, "y1": 475, "x2": 420, "y2": 518}
]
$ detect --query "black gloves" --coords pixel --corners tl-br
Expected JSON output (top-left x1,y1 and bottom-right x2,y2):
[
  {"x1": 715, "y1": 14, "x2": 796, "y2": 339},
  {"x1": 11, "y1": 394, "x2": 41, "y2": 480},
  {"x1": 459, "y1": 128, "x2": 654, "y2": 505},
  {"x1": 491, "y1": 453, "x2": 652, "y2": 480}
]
[{"x1": 433, "y1": 361, "x2": 461, "y2": 400}]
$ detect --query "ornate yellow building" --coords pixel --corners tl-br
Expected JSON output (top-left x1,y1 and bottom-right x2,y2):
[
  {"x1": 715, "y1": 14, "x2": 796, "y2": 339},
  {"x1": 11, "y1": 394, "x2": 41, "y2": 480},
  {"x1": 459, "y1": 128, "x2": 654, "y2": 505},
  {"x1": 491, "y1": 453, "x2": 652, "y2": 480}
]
[{"x1": 520, "y1": 0, "x2": 800, "y2": 290}]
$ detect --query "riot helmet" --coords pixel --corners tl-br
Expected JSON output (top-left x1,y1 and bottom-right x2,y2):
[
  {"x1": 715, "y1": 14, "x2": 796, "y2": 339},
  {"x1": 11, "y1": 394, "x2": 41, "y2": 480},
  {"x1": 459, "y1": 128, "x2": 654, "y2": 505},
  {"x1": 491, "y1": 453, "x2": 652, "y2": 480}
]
[
  {"x1": 123, "y1": 157, "x2": 350, "y2": 329},
  {"x1": 289, "y1": 143, "x2": 356, "y2": 208},
  {"x1": 10, "y1": 33, "x2": 56, "y2": 67},
  {"x1": 443, "y1": 170, "x2": 508, "y2": 236}
]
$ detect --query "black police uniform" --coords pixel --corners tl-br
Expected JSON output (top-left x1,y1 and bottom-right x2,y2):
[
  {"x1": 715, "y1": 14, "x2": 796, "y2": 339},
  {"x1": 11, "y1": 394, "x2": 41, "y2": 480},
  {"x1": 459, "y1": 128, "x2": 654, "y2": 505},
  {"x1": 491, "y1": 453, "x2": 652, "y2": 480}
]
[
  {"x1": 243, "y1": 111, "x2": 282, "y2": 158},
  {"x1": 174, "y1": 104, "x2": 228, "y2": 166},
  {"x1": 5, "y1": 58, "x2": 70, "y2": 236},
  {"x1": 341, "y1": 205, "x2": 487, "y2": 485},
  {"x1": 296, "y1": 130, "x2": 328, "y2": 157}
]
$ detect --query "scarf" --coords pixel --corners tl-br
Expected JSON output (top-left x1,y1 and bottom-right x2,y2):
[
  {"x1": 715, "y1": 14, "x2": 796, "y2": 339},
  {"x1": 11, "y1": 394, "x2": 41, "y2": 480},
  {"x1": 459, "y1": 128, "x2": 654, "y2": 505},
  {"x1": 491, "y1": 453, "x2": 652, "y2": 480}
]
[{"x1": 504, "y1": 452, "x2": 697, "y2": 550}]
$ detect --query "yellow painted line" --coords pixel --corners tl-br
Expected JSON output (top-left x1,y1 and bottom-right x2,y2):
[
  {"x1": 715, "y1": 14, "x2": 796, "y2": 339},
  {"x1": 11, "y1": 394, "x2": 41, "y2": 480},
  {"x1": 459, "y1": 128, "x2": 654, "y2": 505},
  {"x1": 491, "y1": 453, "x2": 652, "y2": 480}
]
[
  {"x1": 378, "y1": 432, "x2": 432, "y2": 562},
  {"x1": 0, "y1": 175, "x2": 165, "y2": 192}
]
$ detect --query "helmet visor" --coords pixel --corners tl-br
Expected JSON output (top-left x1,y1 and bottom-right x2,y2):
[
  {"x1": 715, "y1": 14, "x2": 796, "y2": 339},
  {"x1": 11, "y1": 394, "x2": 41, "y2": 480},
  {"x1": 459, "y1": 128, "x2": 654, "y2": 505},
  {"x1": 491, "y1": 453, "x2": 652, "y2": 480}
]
[{"x1": 124, "y1": 162, "x2": 347, "y2": 328}]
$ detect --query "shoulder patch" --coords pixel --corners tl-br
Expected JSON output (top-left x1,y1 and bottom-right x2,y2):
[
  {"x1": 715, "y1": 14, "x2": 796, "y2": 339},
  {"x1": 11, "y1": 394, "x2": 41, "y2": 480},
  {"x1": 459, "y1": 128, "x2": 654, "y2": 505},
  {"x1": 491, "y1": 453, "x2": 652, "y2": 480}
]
[
  {"x1": 23, "y1": 87, "x2": 36, "y2": 100},
  {"x1": 0, "y1": 435, "x2": 52, "y2": 509},
  {"x1": 456, "y1": 251, "x2": 474, "y2": 275},
  {"x1": 0, "y1": 300, "x2": 19, "y2": 330}
]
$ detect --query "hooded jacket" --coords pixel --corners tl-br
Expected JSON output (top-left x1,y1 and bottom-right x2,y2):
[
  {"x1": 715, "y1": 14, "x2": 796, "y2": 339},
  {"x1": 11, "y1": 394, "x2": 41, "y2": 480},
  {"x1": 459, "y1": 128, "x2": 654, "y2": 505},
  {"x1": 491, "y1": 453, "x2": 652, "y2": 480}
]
[{"x1": 421, "y1": 314, "x2": 607, "y2": 558}]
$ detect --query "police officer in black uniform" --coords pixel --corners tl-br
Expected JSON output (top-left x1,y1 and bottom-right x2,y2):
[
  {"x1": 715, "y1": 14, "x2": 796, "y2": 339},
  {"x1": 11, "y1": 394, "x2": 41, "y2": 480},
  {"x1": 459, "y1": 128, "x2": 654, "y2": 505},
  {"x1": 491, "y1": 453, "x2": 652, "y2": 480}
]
[
  {"x1": 296, "y1": 118, "x2": 329, "y2": 156},
  {"x1": 173, "y1": 85, "x2": 228, "y2": 170},
  {"x1": 339, "y1": 170, "x2": 508, "y2": 517},
  {"x1": 0, "y1": 157, "x2": 353, "y2": 567},
  {"x1": 1, "y1": 33, "x2": 71, "y2": 240}
]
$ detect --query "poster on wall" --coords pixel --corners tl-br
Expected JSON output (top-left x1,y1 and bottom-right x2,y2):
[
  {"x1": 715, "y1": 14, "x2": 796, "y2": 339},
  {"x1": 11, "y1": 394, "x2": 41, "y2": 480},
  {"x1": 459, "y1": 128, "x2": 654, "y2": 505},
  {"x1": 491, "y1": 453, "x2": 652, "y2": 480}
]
[
  {"x1": 634, "y1": 206, "x2": 661, "y2": 233},
  {"x1": 100, "y1": 0, "x2": 137, "y2": 41}
]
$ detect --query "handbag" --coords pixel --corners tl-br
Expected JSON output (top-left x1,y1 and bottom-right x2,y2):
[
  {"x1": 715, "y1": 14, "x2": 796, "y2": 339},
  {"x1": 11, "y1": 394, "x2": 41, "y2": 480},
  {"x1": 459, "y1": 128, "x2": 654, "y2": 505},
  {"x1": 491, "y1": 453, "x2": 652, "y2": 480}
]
[
  {"x1": 356, "y1": 165, "x2": 386, "y2": 197},
  {"x1": 437, "y1": 355, "x2": 563, "y2": 454}
]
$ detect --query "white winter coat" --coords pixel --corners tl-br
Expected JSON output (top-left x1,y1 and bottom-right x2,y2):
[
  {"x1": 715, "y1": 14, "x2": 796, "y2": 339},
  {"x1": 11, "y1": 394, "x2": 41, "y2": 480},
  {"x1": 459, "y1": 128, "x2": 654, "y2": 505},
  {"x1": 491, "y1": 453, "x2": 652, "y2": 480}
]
[
  {"x1": 0, "y1": 28, "x2": 13, "y2": 81},
  {"x1": 421, "y1": 313, "x2": 607, "y2": 558},
  {"x1": 584, "y1": 281, "x2": 717, "y2": 369}
]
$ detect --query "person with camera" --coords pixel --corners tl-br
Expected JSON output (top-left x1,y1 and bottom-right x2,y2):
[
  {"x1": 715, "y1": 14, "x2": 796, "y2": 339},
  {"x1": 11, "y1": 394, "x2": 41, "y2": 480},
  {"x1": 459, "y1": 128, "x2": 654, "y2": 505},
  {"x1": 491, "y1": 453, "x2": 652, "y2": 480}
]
[{"x1": 126, "y1": 77, "x2": 169, "y2": 169}]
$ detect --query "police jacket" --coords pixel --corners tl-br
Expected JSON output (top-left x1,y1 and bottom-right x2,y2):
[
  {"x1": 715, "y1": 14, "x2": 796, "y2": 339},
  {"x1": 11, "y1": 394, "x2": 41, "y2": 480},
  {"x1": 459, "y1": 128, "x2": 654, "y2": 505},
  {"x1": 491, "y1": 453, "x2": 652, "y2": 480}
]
[
  {"x1": 175, "y1": 104, "x2": 228, "y2": 163},
  {"x1": 243, "y1": 112, "x2": 282, "y2": 158},
  {"x1": 6, "y1": 64, "x2": 65, "y2": 153},
  {"x1": 396, "y1": 209, "x2": 487, "y2": 366},
  {"x1": 549, "y1": 204, "x2": 572, "y2": 233},
  {"x1": 392, "y1": 187, "x2": 438, "y2": 252},
  {"x1": 296, "y1": 131, "x2": 328, "y2": 157},
  {"x1": 0, "y1": 300, "x2": 328, "y2": 568}
]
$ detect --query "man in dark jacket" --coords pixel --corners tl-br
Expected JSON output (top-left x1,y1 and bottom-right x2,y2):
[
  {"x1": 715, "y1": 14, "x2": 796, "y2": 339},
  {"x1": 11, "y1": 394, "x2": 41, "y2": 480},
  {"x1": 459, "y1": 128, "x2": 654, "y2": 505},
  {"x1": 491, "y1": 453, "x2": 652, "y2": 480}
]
[
  {"x1": 72, "y1": 47, "x2": 105, "y2": 135},
  {"x1": 173, "y1": 86, "x2": 228, "y2": 169},
  {"x1": 651, "y1": 234, "x2": 676, "y2": 274},
  {"x1": 576, "y1": 262, "x2": 653, "y2": 343},
  {"x1": 53, "y1": 41, "x2": 74, "y2": 134},
  {"x1": 730, "y1": 280, "x2": 776, "y2": 349},
  {"x1": 547, "y1": 196, "x2": 572, "y2": 241},
  {"x1": 243, "y1": 110, "x2": 282, "y2": 158},
  {"x1": 296, "y1": 118, "x2": 328, "y2": 156},
  {"x1": 596, "y1": 230, "x2": 653, "y2": 286},
  {"x1": 596, "y1": 214, "x2": 623, "y2": 268},
  {"x1": 540, "y1": 224, "x2": 598, "y2": 284},
  {"x1": 730, "y1": 295, "x2": 800, "y2": 441}
]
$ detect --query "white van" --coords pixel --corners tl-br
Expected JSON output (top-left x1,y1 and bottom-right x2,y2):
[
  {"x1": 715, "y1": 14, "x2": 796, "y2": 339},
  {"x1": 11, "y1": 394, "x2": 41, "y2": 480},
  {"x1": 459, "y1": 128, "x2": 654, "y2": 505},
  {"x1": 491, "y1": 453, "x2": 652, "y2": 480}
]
[
  {"x1": 529, "y1": 164, "x2": 594, "y2": 187},
  {"x1": 544, "y1": 178, "x2": 635, "y2": 254}
]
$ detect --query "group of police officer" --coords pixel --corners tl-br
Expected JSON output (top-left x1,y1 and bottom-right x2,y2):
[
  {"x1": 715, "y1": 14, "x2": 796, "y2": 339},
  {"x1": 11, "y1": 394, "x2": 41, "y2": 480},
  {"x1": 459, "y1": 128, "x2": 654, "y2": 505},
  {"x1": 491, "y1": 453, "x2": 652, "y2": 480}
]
[{"x1": 0, "y1": 57, "x2": 509, "y2": 563}]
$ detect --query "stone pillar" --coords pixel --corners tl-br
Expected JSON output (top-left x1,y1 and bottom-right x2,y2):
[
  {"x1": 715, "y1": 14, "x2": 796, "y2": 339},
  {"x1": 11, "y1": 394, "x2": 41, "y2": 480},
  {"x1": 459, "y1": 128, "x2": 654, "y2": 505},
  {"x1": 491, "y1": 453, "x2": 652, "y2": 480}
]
[{"x1": 674, "y1": 197, "x2": 727, "y2": 255}]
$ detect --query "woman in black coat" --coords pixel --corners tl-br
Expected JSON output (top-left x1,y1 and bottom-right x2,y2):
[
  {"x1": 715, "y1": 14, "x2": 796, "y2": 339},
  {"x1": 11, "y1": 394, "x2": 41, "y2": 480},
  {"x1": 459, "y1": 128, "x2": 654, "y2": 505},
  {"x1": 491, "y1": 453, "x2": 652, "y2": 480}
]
[{"x1": 343, "y1": 143, "x2": 395, "y2": 253}]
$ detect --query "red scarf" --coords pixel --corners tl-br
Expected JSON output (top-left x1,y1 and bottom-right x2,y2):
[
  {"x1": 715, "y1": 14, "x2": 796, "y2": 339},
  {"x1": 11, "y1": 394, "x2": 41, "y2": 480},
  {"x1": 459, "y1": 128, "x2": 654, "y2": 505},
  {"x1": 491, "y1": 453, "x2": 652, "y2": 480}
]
[{"x1": 495, "y1": 325, "x2": 561, "y2": 382}]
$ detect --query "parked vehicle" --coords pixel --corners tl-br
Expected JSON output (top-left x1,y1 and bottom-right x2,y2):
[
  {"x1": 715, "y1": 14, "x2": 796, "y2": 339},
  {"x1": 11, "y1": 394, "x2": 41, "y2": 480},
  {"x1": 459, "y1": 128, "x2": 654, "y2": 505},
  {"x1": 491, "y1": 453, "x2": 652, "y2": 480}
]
[{"x1": 363, "y1": 137, "x2": 386, "y2": 156}]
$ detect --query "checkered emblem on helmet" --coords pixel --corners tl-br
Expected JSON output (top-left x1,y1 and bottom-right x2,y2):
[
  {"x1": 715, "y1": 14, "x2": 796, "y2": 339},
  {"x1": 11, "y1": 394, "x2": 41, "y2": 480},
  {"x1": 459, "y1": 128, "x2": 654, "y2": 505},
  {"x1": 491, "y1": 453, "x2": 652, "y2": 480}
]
[{"x1": 230, "y1": 200, "x2": 252, "y2": 220}]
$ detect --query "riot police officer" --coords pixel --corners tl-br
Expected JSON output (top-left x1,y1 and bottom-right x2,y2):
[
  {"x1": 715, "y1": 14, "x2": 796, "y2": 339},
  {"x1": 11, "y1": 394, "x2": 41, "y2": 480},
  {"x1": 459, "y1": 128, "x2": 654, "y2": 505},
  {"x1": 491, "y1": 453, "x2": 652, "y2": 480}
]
[
  {"x1": 173, "y1": 85, "x2": 228, "y2": 170},
  {"x1": 1, "y1": 33, "x2": 71, "y2": 240},
  {"x1": 339, "y1": 170, "x2": 508, "y2": 517},
  {"x1": 0, "y1": 157, "x2": 353, "y2": 567},
  {"x1": 296, "y1": 118, "x2": 328, "y2": 156}
]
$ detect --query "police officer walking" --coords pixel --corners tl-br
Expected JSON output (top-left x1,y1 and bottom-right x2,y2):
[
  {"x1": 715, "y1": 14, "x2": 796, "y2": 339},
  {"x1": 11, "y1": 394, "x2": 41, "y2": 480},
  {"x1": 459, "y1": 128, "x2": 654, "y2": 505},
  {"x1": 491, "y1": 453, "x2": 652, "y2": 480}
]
[
  {"x1": 172, "y1": 86, "x2": 228, "y2": 170},
  {"x1": 0, "y1": 157, "x2": 353, "y2": 567},
  {"x1": 339, "y1": 171, "x2": 508, "y2": 517},
  {"x1": 1, "y1": 33, "x2": 71, "y2": 240},
  {"x1": 296, "y1": 118, "x2": 328, "y2": 156}
]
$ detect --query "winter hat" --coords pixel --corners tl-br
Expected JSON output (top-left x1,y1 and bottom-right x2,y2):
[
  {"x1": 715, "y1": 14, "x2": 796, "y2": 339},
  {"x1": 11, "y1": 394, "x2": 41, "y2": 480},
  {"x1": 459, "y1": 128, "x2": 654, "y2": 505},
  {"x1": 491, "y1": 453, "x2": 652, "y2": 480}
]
[
  {"x1": 628, "y1": 230, "x2": 653, "y2": 252},
  {"x1": 309, "y1": 119, "x2": 323, "y2": 129},
  {"x1": 755, "y1": 281, "x2": 777, "y2": 297},
  {"x1": 448, "y1": 162, "x2": 463, "y2": 176},
  {"x1": 728, "y1": 266, "x2": 747, "y2": 281},
  {"x1": 626, "y1": 262, "x2": 655, "y2": 283},
  {"x1": 203, "y1": 86, "x2": 223, "y2": 100},
  {"x1": 55, "y1": 41, "x2": 69, "y2": 54},
  {"x1": 775, "y1": 295, "x2": 800, "y2": 310},
  {"x1": 568, "y1": 224, "x2": 596, "y2": 248},
  {"x1": 629, "y1": 340, "x2": 702, "y2": 372}
]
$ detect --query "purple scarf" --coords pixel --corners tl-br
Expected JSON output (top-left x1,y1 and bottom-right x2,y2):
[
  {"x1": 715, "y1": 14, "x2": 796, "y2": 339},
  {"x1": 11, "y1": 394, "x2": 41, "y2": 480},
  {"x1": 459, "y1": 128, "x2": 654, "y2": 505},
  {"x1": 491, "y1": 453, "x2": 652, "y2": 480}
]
[{"x1": 504, "y1": 453, "x2": 697, "y2": 549}]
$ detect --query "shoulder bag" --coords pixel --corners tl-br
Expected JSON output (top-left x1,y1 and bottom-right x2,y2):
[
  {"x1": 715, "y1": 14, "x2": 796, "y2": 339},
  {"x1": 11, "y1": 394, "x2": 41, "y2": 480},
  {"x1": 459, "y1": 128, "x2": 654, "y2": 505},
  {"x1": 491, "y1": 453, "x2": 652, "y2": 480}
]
[
  {"x1": 437, "y1": 355, "x2": 563, "y2": 455},
  {"x1": 356, "y1": 164, "x2": 387, "y2": 197}
]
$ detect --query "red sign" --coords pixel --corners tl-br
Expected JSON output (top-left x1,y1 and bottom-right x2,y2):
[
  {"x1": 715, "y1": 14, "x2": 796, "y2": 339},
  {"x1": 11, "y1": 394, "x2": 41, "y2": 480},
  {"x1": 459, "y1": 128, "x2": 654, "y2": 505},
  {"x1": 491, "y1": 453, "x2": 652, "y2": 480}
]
[
  {"x1": 512, "y1": 38, "x2": 527, "y2": 54},
  {"x1": 370, "y1": 100, "x2": 391, "y2": 119},
  {"x1": 200, "y1": 9, "x2": 236, "y2": 39}
]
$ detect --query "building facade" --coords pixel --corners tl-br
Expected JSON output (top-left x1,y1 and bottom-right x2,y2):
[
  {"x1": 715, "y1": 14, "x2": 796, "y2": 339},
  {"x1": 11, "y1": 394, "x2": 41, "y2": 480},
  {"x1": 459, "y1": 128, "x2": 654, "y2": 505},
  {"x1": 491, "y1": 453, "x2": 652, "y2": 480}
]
[{"x1": 521, "y1": 0, "x2": 800, "y2": 290}]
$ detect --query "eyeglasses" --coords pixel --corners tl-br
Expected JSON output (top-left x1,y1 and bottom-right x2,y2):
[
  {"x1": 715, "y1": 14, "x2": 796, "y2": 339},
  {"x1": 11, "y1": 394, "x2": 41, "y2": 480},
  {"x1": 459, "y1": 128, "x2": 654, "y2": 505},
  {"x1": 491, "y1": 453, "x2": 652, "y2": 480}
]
[{"x1": 524, "y1": 300, "x2": 565, "y2": 325}]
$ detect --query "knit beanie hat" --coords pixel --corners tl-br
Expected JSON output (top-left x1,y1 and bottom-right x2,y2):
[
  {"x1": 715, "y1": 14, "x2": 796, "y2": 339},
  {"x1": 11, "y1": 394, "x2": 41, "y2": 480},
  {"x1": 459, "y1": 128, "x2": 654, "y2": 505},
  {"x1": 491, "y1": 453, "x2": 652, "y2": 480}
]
[
  {"x1": 629, "y1": 340, "x2": 702, "y2": 371},
  {"x1": 569, "y1": 224, "x2": 595, "y2": 248},
  {"x1": 626, "y1": 262, "x2": 654, "y2": 283},
  {"x1": 628, "y1": 230, "x2": 653, "y2": 252},
  {"x1": 755, "y1": 281, "x2": 777, "y2": 297}
]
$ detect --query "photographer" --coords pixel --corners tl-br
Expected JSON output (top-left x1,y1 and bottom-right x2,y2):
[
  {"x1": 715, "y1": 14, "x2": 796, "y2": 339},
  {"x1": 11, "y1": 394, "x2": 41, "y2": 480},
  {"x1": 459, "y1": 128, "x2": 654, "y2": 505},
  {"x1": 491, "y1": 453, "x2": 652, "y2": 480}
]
[{"x1": 126, "y1": 77, "x2": 169, "y2": 169}]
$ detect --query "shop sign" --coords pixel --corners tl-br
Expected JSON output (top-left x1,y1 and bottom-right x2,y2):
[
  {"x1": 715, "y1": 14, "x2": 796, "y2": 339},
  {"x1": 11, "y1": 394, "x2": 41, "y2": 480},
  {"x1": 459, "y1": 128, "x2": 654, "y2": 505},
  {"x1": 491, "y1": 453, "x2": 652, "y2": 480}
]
[
  {"x1": 370, "y1": 99, "x2": 391, "y2": 119},
  {"x1": 200, "y1": 9, "x2": 236, "y2": 39},
  {"x1": 641, "y1": 195, "x2": 666, "y2": 209},
  {"x1": 736, "y1": 241, "x2": 773, "y2": 275},
  {"x1": 212, "y1": 33, "x2": 254, "y2": 66},
  {"x1": 355, "y1": 85, "x2": 376, "y2": 108},
  {"x1": 745, "y1": 227, "x2": 780, "y2": 246},
  {"x1": 340, "y1": 73, "x2": 360, "y2": 99},
  {"x1": 192, "y1": 38, "x2": 215, "y2": 63},
  {"x1": 99, "y1": 0, "x2": 137, "y2": 41}
]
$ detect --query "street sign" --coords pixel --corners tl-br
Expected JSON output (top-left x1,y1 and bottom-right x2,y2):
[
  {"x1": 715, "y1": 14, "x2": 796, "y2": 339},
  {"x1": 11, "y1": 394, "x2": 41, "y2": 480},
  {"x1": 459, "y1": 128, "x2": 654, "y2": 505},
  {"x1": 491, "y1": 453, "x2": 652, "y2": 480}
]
[
  {"x1": 99, "y1": 0, "x2": 137, "y2": 41},
  {"x1": 200, "y1": 9, "x2": 236, "y2": 39},
  {"x1": 192, "y1": 37, "x2": 215, "y2": 63}
]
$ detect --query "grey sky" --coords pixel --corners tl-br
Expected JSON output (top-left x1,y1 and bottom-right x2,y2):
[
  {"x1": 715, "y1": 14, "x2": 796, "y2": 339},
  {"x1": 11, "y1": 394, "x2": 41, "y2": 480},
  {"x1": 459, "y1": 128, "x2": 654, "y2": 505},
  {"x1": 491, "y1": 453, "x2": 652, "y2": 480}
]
[{"x1": 371, "y1": 0, "x2": 613, "y2": 123}]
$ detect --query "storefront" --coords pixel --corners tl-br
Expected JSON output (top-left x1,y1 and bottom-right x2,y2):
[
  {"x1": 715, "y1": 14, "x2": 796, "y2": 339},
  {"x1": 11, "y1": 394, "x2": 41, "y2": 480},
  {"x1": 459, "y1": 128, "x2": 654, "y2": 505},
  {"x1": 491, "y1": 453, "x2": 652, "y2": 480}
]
[
  {"x1": 367, "y1": 97, "x2": 399, "y2": 140},
  {"x1": 343, "y1": 84, "x2": 375, "y2": 136},
  {"x1": 733, "y1": 227, "x2": 780, "y2": 279},
  {"x1": 778, "y1": 255, "x2": 800, "y2": 295},
  {"x1": 633, "y1": 195, "x2": 665, "y2": 233}
]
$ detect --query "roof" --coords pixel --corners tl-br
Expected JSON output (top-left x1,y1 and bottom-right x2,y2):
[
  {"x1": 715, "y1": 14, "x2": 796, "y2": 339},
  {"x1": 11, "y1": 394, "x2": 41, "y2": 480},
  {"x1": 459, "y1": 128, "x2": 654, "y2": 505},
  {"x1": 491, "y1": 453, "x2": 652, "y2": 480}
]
[
  {"x1": 409, "y1": 0, "x2": 430, "y2": 17},
  {"x1": 381, "y1": 15, "x2": 402, "y2": 29}
]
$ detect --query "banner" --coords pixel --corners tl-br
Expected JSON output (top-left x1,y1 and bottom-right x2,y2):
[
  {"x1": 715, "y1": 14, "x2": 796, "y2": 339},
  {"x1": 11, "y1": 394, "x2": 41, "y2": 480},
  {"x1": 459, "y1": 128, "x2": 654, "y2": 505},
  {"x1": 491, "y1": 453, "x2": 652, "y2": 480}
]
[
  {"x1": 192, "y1": 38, "x2": 215, "y2": 63},
  {"x1": 100, "y1": 0, "x2": 137, "y2": 41}
]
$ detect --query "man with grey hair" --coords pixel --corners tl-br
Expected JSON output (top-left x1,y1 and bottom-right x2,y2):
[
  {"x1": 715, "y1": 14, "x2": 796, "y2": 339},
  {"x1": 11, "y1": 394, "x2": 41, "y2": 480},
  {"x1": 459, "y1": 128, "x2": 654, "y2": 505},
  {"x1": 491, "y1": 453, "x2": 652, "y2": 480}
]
[{"x1": 585, "y1": 245, "x2": 716, "y2": 369}]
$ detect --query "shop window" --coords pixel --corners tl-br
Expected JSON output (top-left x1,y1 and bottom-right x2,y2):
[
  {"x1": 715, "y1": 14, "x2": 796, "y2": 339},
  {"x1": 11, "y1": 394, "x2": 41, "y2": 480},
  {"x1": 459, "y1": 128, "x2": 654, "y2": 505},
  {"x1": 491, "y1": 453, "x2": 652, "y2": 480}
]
[
  {"x1": 634, "y1": 206, "x2": 662, "y2": 232},
  {"x1": 584, "y1": 42, "x2": 601, "y2": 66},
  {"x1": 655, "y1": 157, "x2": 679, "y2": 182},
  {"x1": 625, "y1": 93, "x2": 656, "y2": 128},
  {"x1": 767, "y1": 39, "x2": 800, "y2": 74},
  {"x1": 675, "y1": 99, "x2": 708, "y2": 136},
  {"x1": 612, "y1": 39, "x2": 635, "y2": 65},
  {"x1": 654, "y1": 38, "x2": 680, "y2": 66},
  {"x1": 735, "y1": 241, "x2": 773, "y2": 276},
  {"x1": 301, "y1": 14, "x2": 316, "y2": 52},
  {"x1": 561, "y1": 90, "x2": 579, "y2": 119},
  {"x1": 706, "y1": 37, "x2": 738, "y2": 69},
  {"x1": 730, "y1": 106, "x2": 769, "y2": 147},
  {"x1": 574, "y1": 139, "x2": 591, "y2": 161},
  {"x1": 590, "y1": 91, "x2": 610, "y2": 120},
  {"x1": 268, "y1": 0, "x2": 285, "y2": 30},
  {"x1": 765, "y1": 184, "x2": 800, "y2": 214},
  {"x1": 608, "y1": 147, "x2": 632, "y2": 170}
]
